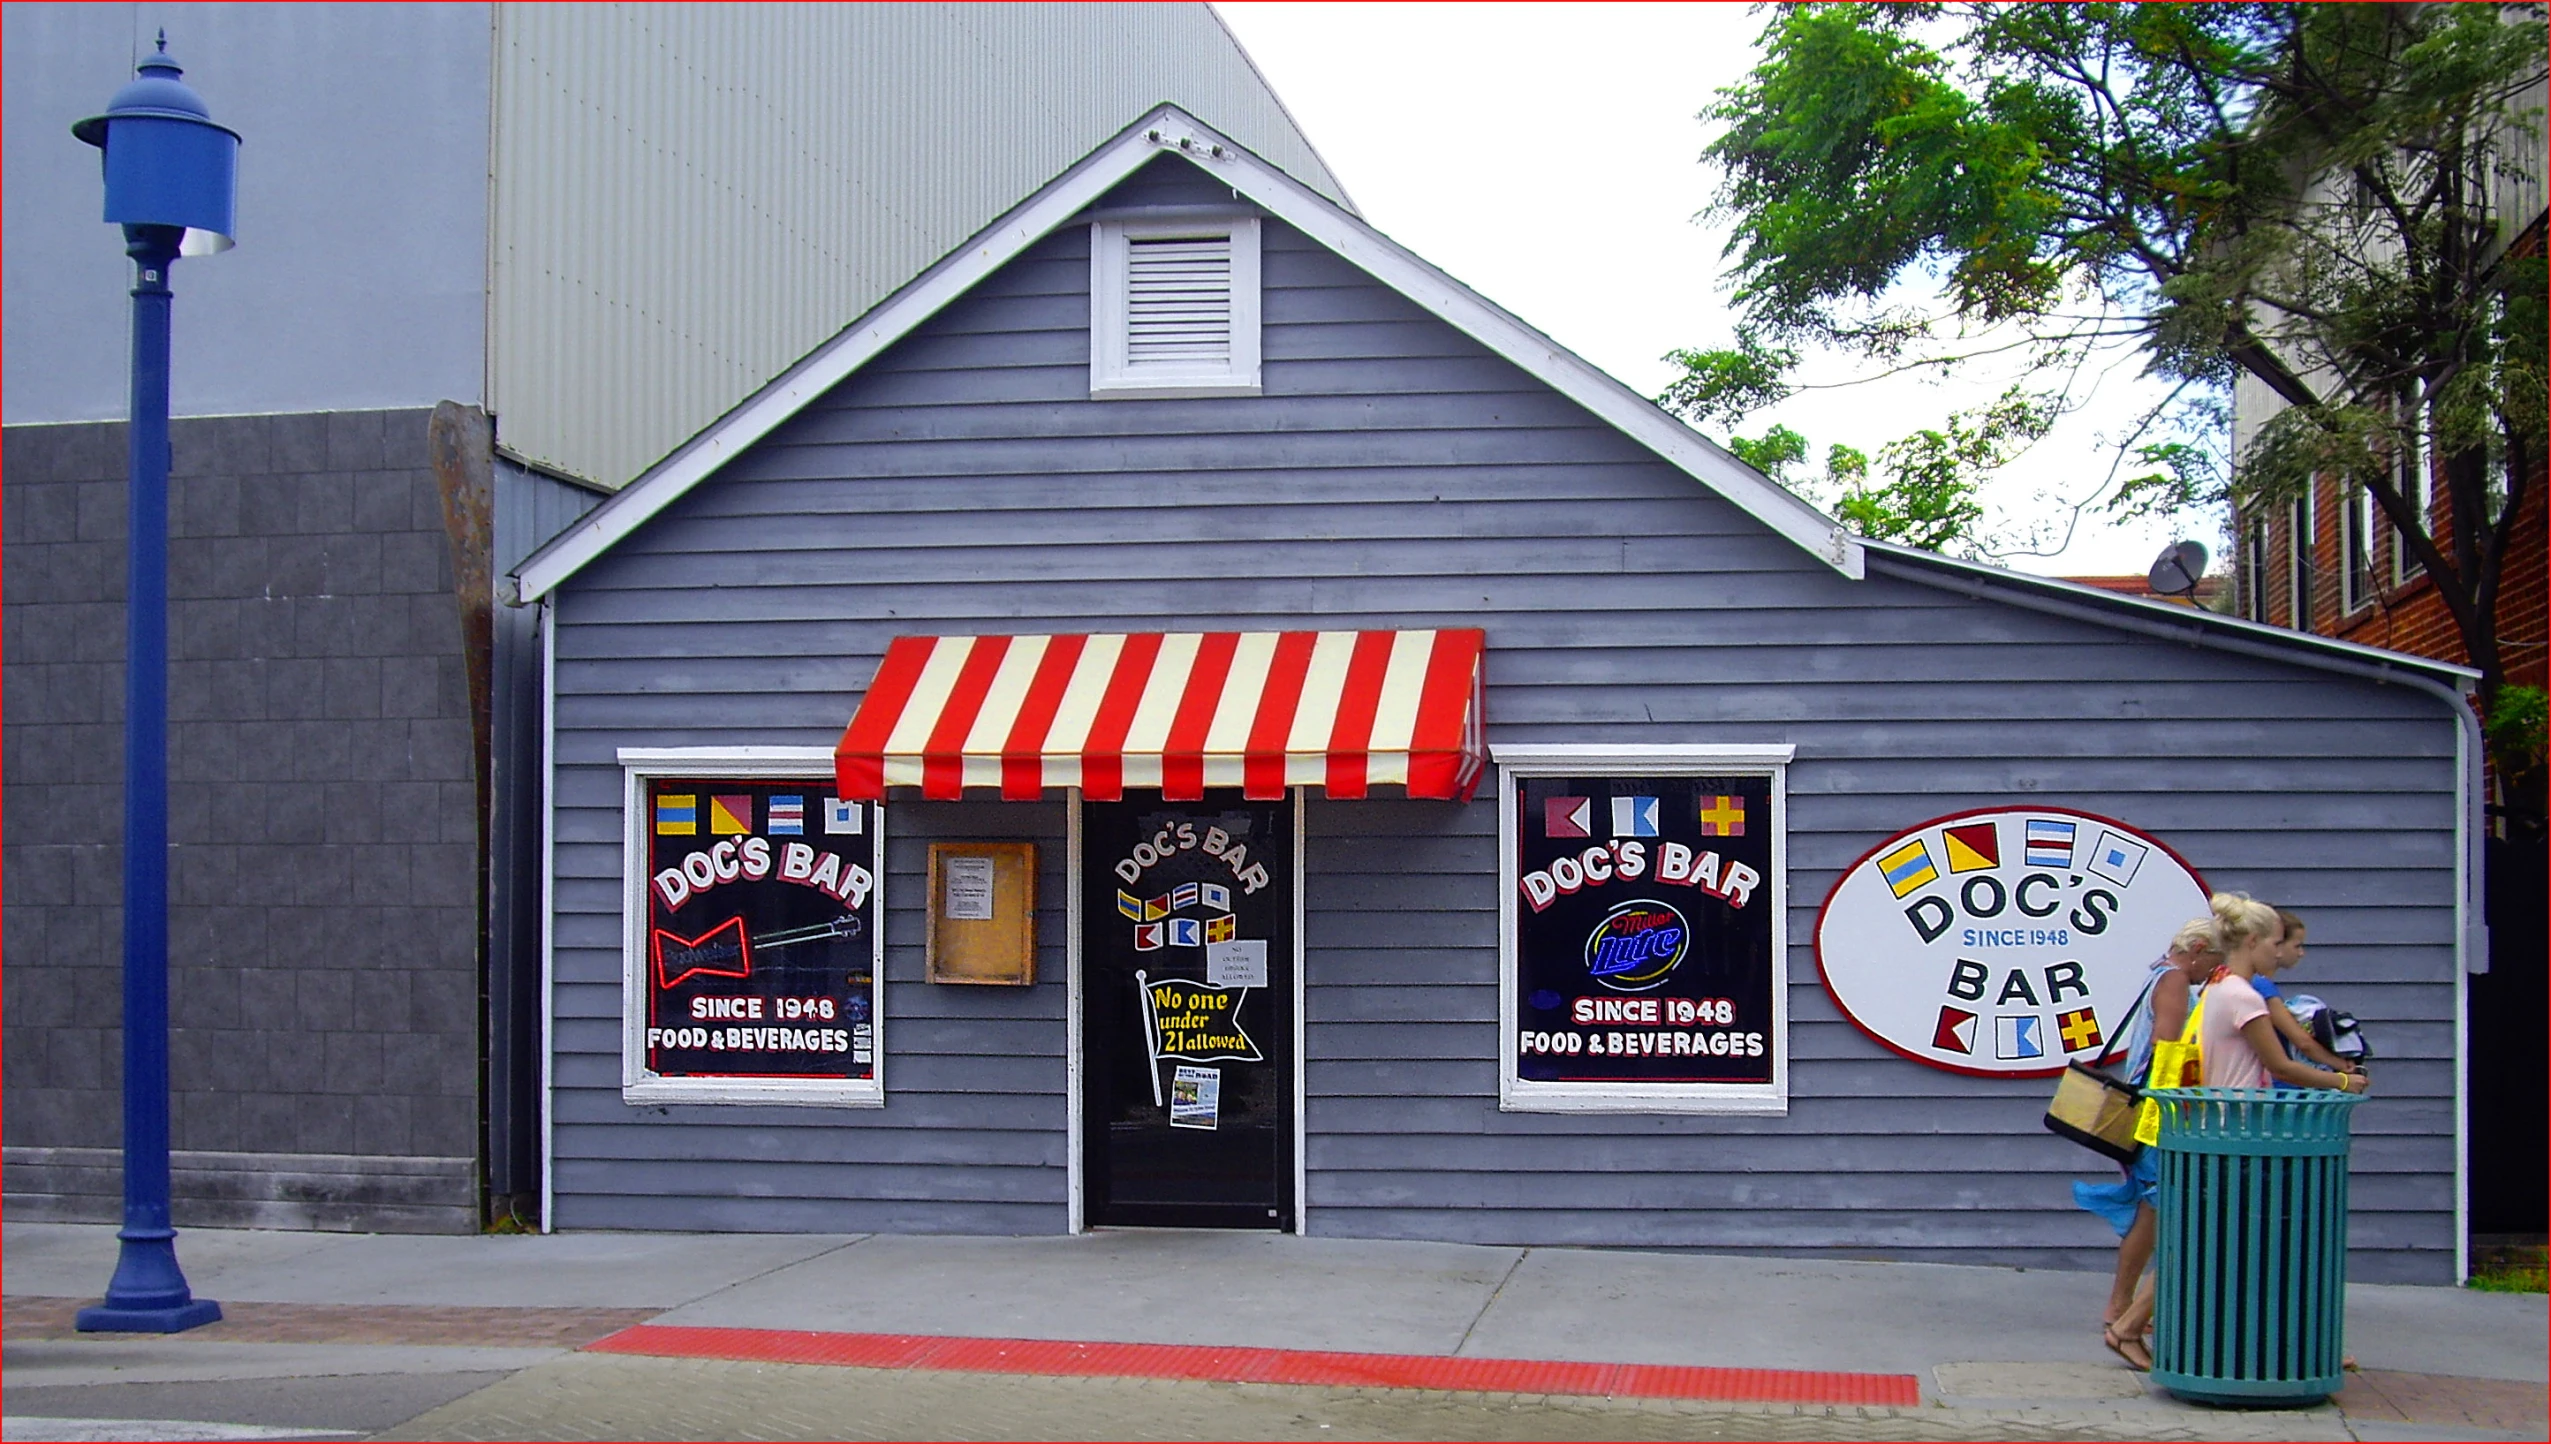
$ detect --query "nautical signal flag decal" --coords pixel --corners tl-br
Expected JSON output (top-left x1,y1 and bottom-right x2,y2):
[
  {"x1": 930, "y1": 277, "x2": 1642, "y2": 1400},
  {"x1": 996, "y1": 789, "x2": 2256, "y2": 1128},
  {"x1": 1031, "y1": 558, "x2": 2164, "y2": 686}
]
[
  {"x1": 1933, "y1": 1006, "x2": 1977, "y2": 1055},
  {"x1": 656, "y1": 794, "x2": 698, "y2": 835},
  {"x1": 1118, "y1": 890, "x2": 1147, "y2": 922},
  {"x1": 1134, "y1": 923, "x2": 1164, "y2": 951},
  {"x1": 1144, "y1": 895, "x2": 1171, "y2": 922},
  {"x1": 824, "y1": 797, "x2": 863, "y2": 834},
  {"x1": 2087, "y1": 830, "x2": 2149, "y2": 886},
  {"x1": 1206, "y1": 915, "x2": 1236, "y2": 943},
  {"x1": 1995, "y1": 1015, "x2": 2044, "y2": 1060},
  {"x1": 1199, "y1": 883, "x2": 1232, "y2": 912},
  {"x1": 2058, "y1": 1007, "x2": 2102, "y2": 1053},
  {"x1": 1171, "y1": 882, "x2": 1200, "y2": 911},
  {"x1": 767, "y1": 796, "x2": 804, "y2": 835},
  {"x1": 1546, "y1": 796, "x2": 1592, "y2": 838},
  {"x1": 1879, "y1": 838, "x2": 1939, "y2": 898},
  {"x1": 710, "y1": 795, "x2": 753, "y2": 835},
  {"x1": 1699, "y1": 795, "x2": 1746, "y2": 836},
  {"x1": 2024, "y1": 818, "x2": 2073, "y2": 867},
  {"x1": 1611, "y1": 796, "x2": 1661, "y2": 838},
  {"x1": 1167, "y1": 918, "x2": 1202, "y2": 948},
  {"x1": 1942, "y1": 822, "x2": 1998, "y2": 873}
]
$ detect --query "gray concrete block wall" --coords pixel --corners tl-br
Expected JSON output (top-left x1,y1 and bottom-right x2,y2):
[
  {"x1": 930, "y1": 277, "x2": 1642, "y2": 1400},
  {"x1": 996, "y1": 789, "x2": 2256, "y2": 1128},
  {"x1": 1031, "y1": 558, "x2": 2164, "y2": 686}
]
[{"x1": 3, "y1": 408, "x2": 480, "y2": 1231}]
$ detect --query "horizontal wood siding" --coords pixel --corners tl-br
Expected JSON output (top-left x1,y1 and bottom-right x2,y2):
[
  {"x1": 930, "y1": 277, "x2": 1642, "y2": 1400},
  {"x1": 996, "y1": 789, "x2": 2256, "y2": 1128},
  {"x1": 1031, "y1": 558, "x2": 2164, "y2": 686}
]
[{"x1": 551, "y1": 158, "x2": 2458, "y2": 1277}]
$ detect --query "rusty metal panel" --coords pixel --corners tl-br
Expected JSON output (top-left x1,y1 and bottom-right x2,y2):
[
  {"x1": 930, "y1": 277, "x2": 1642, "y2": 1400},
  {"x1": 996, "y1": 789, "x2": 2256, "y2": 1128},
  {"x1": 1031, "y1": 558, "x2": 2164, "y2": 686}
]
[{"x1": 488, "y1": 2, "x2": 1345, "y2": 491}]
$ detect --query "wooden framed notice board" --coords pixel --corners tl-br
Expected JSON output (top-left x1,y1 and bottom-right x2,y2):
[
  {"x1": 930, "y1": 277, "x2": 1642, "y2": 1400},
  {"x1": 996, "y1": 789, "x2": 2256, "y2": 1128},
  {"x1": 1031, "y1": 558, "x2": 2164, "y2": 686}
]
[{"x1": 927, "y1": 842, "x2": 1038, "y2": 985}]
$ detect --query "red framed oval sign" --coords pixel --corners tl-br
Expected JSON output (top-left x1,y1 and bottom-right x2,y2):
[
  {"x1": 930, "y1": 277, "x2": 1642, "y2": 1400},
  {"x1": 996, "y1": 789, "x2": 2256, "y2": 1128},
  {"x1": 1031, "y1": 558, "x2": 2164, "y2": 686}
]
[{"x1": 1814, "y1": 808, "x2": 2207, "y2": 1078}]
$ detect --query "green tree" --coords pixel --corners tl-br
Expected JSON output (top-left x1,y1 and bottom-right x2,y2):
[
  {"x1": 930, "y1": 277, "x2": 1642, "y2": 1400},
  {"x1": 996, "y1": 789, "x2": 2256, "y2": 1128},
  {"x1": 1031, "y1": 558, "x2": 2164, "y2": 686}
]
[
  {"x1": 1676, "y1": 2, "x2": 2547, "y2": 820},
  {"x1": 1693, "y1": 388, "x2": 2054, "y2": 556}
]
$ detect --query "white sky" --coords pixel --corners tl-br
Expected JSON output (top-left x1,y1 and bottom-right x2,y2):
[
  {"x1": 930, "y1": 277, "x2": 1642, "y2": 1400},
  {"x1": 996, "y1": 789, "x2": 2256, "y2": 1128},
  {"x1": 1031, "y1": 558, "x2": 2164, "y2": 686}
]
[{"x1": 1216, "y1": 2, "x2": 2220, "y2": 578}]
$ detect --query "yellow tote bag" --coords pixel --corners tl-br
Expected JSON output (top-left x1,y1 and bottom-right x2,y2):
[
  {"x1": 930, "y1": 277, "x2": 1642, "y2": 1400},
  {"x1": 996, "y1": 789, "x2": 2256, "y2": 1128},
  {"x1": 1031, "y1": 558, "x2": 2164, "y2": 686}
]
[{"x1": 2133, "y1": 991, "x2": 2206, "y2": 1147}]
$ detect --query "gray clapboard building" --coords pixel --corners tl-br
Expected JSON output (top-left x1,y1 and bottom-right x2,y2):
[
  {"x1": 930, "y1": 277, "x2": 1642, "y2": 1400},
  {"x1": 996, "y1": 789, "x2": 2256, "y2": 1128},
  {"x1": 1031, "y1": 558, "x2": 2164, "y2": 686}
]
[
  {"x1": 515, "y1": 109, "x2": 2480, "y2": 1283},
  {"x1": 3, "y1": 5, "x2": 1346, "y2": 1233}
]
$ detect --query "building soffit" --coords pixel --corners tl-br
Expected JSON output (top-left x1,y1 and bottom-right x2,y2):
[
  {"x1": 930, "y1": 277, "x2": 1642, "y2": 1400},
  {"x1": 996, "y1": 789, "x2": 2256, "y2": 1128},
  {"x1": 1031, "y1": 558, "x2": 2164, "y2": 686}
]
[{"x1": 510, "y1": 106, "x2": 1865, "y2": 603}]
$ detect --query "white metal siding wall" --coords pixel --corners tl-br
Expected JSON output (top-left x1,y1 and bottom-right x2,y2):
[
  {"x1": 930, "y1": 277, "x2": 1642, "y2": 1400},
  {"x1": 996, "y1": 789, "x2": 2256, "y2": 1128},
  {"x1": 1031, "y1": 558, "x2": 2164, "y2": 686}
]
[{"x1": 489, "y1": 1, "x2": 1345, "y2": 491}]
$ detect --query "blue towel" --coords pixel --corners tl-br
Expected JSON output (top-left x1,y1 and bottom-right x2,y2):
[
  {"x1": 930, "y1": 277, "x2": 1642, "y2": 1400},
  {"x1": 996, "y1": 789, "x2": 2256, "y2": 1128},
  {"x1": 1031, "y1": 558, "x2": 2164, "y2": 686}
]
[{"x1": 2073, "y1": 1149, "x2": 2161, "y2": 1237}]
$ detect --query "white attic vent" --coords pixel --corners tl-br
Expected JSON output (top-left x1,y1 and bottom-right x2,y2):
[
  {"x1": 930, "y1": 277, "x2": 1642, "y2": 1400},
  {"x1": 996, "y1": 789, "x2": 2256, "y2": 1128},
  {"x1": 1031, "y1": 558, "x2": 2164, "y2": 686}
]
[{"x1": 1092, "y1": 216, "x2": 1261, "y2": 396}]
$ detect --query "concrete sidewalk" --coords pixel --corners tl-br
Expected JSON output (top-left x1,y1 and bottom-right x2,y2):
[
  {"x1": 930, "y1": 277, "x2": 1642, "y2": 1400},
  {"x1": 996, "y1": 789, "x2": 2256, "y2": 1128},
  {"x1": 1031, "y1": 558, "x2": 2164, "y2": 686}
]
[{"x1": 6, "y1": 1222, "x2": 2543, "y2": 1441}]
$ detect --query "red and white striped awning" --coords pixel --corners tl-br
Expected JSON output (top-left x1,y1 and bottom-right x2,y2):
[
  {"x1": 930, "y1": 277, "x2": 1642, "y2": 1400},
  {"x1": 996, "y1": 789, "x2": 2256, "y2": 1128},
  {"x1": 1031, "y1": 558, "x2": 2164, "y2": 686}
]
[{"x1": 835, "y1": 630, "x2": 1487, "y2": 803}]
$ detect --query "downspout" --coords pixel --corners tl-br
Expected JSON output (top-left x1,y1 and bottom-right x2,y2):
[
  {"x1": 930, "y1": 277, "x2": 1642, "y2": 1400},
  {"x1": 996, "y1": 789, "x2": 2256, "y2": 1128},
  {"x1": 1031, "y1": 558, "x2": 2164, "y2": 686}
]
[{"x1": 1869, "y1": 557, "x2": 2488, "y2": 1283}]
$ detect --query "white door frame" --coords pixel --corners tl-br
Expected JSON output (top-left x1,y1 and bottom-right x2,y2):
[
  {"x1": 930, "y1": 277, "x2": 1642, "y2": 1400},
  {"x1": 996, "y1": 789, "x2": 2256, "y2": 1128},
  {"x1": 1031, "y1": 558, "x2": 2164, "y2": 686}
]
[{"x1": 1065, "y1": 788, "x2": 1309, "y2": 1235}]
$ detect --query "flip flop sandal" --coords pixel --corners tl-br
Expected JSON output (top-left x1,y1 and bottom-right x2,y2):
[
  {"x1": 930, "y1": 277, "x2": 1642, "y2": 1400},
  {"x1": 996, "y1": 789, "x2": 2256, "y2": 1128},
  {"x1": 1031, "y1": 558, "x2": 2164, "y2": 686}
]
[{"x1": 2104, "y1": 1325, "x2": 2153, "y2": 1372}]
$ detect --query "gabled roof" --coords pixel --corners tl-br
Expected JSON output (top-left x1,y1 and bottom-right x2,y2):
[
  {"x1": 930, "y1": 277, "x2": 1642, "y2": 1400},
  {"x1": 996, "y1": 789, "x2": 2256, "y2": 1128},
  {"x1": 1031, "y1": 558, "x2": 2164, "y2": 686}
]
[
  {"x1": 511, "y1": 106, "x2": 1865, "y2": 602},
  {"x1": 1863, "y1": 541, "x2": 2479, "y2": 687},
  {"x1": 499, "y1": 106, "x2": 2484, "y2": 705}
]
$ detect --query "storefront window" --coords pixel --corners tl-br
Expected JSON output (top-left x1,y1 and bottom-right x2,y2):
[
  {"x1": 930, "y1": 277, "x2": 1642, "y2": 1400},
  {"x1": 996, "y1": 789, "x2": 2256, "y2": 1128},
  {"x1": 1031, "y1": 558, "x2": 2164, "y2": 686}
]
[
  {"x1": 1497, "y1": 745, "x2": 1792, "y2": 1114},
  {"x1": 618, "y1": 750, "x2": 885, "y2": 1106}
]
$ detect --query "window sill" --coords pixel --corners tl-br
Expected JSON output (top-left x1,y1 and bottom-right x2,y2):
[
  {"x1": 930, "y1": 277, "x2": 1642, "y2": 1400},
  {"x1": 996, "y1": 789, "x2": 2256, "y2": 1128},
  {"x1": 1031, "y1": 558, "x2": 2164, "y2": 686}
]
[{"x1": 1090, "y1": 378, "x2": 1263, "y2": 400}]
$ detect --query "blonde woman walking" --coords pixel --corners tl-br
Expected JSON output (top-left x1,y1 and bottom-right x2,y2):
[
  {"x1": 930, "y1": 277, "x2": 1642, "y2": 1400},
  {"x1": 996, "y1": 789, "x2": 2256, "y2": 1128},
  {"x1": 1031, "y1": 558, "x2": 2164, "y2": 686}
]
[{"x1": 2106, "y1": 894, "x2": 2365, "y2": 1360}]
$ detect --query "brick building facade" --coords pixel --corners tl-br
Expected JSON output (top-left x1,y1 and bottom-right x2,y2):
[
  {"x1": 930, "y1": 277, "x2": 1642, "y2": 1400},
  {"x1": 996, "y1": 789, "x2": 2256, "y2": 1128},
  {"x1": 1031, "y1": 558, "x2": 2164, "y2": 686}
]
[{"x1": 2231, "y1": 213, "x2": 2548, "y2": 727}]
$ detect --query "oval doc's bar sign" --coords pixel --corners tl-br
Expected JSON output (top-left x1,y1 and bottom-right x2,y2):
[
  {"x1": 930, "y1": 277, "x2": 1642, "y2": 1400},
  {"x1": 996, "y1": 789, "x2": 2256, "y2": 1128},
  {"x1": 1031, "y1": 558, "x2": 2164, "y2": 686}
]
[{"x1": 1815, "y1": 809, "x2": 2206, "y2": 1078}]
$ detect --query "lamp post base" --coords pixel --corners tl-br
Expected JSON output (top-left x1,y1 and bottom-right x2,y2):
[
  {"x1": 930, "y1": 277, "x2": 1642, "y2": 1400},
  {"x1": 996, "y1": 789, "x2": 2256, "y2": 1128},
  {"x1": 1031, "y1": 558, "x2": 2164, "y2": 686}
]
[
  {"x1": 74, "y1": 1299, "x2": 223, "y2": 1333},
  {"x1": 75, "y1": 1229, "x2": 222, "y2": 1333}
]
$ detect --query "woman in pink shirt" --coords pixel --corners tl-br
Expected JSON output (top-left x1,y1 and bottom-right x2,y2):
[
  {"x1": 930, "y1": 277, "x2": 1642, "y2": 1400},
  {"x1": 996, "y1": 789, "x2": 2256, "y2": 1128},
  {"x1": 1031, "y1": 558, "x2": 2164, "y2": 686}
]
[{"x1": 2200, "y1": 895, "x2": 2370, "y2": 1095}]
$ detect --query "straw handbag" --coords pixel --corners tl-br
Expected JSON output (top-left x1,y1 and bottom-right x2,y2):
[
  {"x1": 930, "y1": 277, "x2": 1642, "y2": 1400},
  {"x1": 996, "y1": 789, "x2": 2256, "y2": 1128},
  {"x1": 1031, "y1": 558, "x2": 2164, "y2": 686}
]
[
  {"x1": 2045, "y1": 1060, "x2": 2146, "y2": 1163},
  {"x1": 2041, "y1": 970, "x2": 2163, "y2": 1163}
]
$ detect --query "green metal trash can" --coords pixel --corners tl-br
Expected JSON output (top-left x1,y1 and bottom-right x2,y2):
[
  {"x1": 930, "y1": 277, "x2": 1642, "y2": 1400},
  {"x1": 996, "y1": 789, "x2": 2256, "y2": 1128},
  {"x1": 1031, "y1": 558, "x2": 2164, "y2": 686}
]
[{"x1": 2150, "y1": 1086, "x2": 2366, "y2": 1406}]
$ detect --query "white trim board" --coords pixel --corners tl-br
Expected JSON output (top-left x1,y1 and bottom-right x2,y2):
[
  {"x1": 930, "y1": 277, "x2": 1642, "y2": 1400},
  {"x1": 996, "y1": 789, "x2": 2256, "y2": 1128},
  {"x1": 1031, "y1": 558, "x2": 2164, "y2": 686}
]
[
  {"x1": 1066, "y1": 793, "x2": 1086, "y2": 1234},
  {"x1": 512, "y1": 106, "x2": 1863, "y2": 602},
  {"x1": 536, "y1": 599, "x2": 556, "y2": 1233},
  {"x1": 1291, "y1": 788, "x2": 1308, "y2": 1236}
]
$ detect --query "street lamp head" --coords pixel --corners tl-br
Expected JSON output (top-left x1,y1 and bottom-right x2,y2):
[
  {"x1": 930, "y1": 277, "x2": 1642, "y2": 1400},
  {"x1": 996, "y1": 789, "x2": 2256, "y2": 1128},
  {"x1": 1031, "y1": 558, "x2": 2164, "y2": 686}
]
[{"x1": 73, "y1": 34, "x2": 239, "y2": 256}]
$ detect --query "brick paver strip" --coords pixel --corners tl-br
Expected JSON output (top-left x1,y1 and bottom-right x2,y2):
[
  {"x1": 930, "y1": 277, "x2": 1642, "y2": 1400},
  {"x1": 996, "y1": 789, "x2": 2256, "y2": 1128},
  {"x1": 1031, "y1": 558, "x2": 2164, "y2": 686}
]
[
  {"x1": 5, "y1": 1295, "x2": 657, "y2": 1347},
  {"x1": 585, "y1": 1323, "x2": 1925, "y2": 1406}
]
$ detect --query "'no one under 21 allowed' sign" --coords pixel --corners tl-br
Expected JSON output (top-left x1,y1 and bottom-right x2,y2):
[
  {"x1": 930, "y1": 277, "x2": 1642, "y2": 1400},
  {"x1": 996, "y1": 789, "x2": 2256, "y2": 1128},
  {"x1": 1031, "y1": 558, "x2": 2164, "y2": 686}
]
[{"x1": 1814, "y1": 808, "x2": 2207, "y2": 1078}]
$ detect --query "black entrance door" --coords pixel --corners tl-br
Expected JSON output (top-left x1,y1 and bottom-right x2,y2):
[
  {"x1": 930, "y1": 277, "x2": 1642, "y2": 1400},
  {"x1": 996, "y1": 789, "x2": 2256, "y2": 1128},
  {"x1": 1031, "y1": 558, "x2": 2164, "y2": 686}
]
[{"x1": 1082, "y1": 791, "x2": 1293, "y2": 1229}]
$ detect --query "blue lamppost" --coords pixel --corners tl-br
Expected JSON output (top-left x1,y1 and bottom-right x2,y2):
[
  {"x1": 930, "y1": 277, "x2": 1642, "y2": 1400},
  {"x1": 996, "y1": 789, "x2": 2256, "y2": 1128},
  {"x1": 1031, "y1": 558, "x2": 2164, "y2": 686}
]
[{"x1": 72, "y1": 32, "x2": 238, "y2": 1335}]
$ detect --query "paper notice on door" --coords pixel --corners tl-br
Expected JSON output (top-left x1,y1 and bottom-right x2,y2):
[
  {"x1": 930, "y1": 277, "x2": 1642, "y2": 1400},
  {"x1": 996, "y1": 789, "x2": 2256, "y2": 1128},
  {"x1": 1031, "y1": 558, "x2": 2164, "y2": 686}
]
[
  {"x1": 942, "y1": 855, "x2": 995, "y2": 921},
  {"x1": 1169, "y1": 1065, "x2": 1221, "y2": 1129},
  {"x1": 1206, "y1": 939, "x2": 1267, "y2": 988}
]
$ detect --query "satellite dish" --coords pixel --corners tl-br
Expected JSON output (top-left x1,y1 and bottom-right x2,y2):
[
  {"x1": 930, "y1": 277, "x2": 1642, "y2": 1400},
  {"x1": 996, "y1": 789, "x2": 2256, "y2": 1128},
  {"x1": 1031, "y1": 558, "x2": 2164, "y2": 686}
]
[{"x1": 2147, "y1": 540, "x2": 2210, "y2": 597}]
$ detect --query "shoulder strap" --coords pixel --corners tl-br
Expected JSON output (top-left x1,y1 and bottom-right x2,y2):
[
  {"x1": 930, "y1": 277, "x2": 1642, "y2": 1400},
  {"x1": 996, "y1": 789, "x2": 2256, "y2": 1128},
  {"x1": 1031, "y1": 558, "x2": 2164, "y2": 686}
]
[{"x1": 2115, "y1": 967, "x2": 2164, "y2": 1037}]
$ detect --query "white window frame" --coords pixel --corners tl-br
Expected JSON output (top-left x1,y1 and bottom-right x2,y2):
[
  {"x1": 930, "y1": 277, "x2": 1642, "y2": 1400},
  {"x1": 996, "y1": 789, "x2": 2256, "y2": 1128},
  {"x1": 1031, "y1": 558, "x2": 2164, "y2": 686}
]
[
  {"x1": 616, "y1": 747, "x2": 885, "y2": 1108},
  {"x1": 2340, "y1": 480, "x2": 2376, "y2": 615},
  {"x1": 1090, "y1": 215, "x2": 1262, "y2": 397},
  {"x1": 1496, "y1": 743, "x2": 1794, "y2": 1115},
  {"x1": 2242, "y1": 519, "x2": 2270, "y2": 623},
  {"x1": 2393, "y1": 395, "x2": 2428, "y2": 586},
  {"x1": 2286, "y1": 483, "x2": 2315, "y2": 629}
]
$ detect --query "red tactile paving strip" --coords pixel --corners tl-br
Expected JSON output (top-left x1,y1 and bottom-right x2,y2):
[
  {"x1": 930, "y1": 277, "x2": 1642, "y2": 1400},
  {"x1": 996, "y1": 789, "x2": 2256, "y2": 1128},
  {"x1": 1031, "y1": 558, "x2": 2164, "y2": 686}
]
[{"x1": 585, "y1": 1324, "x2": 1924, "y2": 1406}]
